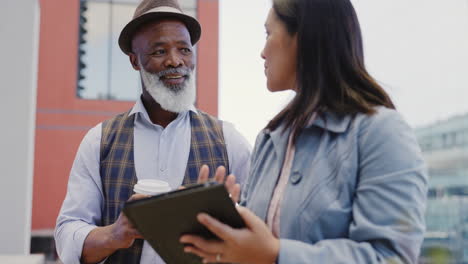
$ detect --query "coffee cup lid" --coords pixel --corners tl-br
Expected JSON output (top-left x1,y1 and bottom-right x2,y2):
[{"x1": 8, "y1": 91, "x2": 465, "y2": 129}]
[{"x1": 134, "y1": 179, "x2": 171, "y2": 195}]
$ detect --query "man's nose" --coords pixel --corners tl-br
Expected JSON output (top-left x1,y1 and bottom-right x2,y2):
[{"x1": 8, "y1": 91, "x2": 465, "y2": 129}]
[{"x1": 164, "y1": 51, "x2": 184, "y2": 68}]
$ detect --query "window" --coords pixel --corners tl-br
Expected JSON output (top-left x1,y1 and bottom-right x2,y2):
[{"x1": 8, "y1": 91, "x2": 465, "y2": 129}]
[{"x1": 77, "y1": 0, "x2": 197, "y2": 101}]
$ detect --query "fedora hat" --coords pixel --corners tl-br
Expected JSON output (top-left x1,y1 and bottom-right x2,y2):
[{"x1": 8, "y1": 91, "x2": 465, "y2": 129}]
[{"x1": 118, "y1": 0, "x2": 201, "y2": 54}]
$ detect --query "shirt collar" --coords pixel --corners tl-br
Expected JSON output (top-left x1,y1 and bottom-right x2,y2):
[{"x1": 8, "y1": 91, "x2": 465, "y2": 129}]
[{"x1": 129, "y1": 97, "x2": 197, "y2": 124}]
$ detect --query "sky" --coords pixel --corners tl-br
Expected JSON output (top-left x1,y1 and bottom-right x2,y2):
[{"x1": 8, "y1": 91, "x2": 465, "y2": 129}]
[{"x1": 218, "y1": 0, "x2": 468, "y2": 145}]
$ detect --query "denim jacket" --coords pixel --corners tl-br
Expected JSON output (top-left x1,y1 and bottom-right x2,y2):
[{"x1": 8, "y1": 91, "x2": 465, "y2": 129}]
[{"x1": 241, "y1": 107, "x2": 428, "y2": 264}]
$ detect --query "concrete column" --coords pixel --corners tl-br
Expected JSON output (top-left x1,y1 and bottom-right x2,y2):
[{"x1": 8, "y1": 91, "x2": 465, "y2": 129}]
[{"x1": 0, "y1": 0, "x2": 40, "y2": 254}]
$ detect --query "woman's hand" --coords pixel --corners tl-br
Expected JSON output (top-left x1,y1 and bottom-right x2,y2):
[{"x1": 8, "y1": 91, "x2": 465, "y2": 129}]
[
  {"x1": 196, "y1": 164, "x2": 241, "y2": 204},
  {"x1": 180, "y1": 206, "x2": 279, "y2": 264}
]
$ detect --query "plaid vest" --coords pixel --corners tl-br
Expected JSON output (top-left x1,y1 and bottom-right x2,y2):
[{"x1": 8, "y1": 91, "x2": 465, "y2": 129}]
[{"x1": 99, "y1": 109, "x2": 230, "y2": 264}]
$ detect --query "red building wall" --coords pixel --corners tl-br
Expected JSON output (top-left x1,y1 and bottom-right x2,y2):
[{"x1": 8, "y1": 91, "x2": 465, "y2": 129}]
[{"x1": 32, "y1": 0, "x2": 219, "y2": 230}]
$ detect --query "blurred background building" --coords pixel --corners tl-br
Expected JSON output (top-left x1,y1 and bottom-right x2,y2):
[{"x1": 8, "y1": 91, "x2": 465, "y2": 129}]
[{"x1": 417, "y1": 115, "x2": 468, "y2": 264}]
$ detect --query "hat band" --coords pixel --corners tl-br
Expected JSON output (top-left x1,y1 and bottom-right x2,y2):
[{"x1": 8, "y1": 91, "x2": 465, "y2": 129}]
[{"x1": 141, "y1": 6, "x2": 184, "y2": 16}]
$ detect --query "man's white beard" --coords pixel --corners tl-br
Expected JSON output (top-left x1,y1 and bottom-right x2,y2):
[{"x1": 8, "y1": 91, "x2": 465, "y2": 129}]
[{"x1": 139, "y1": 62, "x2": 196, "y2": 113}]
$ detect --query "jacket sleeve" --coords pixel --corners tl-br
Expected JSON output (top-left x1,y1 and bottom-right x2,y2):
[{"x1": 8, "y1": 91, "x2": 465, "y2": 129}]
[{"x1": 278, "y1": 109, "x2": 428, "y2": 264}]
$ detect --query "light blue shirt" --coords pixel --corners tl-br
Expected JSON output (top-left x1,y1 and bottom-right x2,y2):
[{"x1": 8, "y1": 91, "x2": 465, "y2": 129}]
[
  {"x1": 55, "y1": 99, "x2": 251, "y2": 264},
  {"x1": 242, "y1": 107, "x2": 428, "y2": 264}
]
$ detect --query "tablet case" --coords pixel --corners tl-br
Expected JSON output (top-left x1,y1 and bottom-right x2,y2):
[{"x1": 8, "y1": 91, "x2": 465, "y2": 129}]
[{"x1": 123, "y1": 182, "x2": 245, "y2": 264}]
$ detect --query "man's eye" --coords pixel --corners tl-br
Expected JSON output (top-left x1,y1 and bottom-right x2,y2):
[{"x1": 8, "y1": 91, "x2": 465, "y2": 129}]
[
  {"x1": 181, "y1": 48, "x2": 192, "y2": 54},
  {"x1": 152, "y1": 50, "x2": 165, "y2": 55}
]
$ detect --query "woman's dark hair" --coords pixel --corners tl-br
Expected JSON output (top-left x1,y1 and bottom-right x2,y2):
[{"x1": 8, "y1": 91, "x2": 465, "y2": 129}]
[{"x1": 267, "y1": 0, "x2": 395, "y2": 143}]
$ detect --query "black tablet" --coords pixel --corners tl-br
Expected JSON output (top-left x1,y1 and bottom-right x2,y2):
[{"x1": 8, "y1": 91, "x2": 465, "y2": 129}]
[{"x1": 123, "y1": 182, "x2": 245, "y2": 264}]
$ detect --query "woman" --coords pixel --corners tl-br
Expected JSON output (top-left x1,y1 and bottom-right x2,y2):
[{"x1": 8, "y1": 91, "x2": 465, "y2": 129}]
[{"x1": 180, "y1": 0, "x2": 428, "y2": 263}]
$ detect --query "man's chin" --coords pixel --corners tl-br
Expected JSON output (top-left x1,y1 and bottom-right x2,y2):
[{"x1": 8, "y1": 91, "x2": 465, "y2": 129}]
[
  {"x1": 165, "y1": 85, "x2": 184, "y2": 94},
  {"x1": 157, "y1": 96, "x2": 194, "y2": 113},
  {"x1": 145, "y1": 85, "x2": 195, "y2": 114}
]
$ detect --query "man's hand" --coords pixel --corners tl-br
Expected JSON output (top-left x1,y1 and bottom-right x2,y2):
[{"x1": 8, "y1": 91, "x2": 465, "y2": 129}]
[
  {"x1": 196, "y1": 165, "x2": 241, "y2": 204},
  {"x1": 81, "y1": 193, "x2": 148, "y2": 264},
  {"x1": 107, "y1": 194, "x2": 147, "y2": 249}
]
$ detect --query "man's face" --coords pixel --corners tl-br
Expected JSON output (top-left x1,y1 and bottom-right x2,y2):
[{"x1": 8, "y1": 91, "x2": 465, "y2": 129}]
[
  {"x1": 132, "y1": 19, "x2": 195, "y2": 83},
  {"x1": 130, "y1": 20, "x2": 196, "y2": 112}
]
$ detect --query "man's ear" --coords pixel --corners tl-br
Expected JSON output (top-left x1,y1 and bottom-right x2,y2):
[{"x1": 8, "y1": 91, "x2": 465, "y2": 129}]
[{"x1": 129, "y1": 52, "x2": 140, "y2": 71}]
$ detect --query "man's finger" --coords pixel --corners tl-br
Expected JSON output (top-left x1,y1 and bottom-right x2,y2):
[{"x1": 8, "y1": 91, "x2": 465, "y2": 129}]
[
  {"x1": 231, "y1": 184, "x2": 240, "y2": 204},
  {"x1": 197, "y1": 164, "x2": 209, "y2": 183},
  {"x1": 214, "y1": 166, "x2": 226, "y2": 183},
  {"x1": 128, "y1": 193, "x2": 150, "y2": 201},
  {"x1": 225, "y1": 175, "x2": 240, "y2": 203},
  {"x1": 133, "y1": 229, "x2": 143, "y2": 239}
]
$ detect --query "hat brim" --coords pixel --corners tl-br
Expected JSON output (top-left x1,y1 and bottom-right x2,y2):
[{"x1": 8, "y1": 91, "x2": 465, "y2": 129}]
[{"x1": 118, "y1": 12, "x2": 201, "y2": 54}]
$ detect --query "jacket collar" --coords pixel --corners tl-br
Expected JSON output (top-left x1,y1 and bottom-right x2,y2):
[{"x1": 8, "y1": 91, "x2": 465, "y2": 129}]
[
  {"x1": 264, "y1": 112, "x2": 352, "y2": 136},
  {"x1": 309, "y1": 112, "x2": 352, "y2": 133},
  {"x1": 263, "y1": 112, "x2": 351, "y2": 155}
]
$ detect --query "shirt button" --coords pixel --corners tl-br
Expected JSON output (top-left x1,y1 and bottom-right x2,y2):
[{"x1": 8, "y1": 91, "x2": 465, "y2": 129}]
[{"x1": 290, "y1": 171, "x2": 302, "y2": 185}]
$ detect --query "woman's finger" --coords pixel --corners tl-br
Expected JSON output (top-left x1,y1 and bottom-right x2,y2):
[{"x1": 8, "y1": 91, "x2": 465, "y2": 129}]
[
  {"x1": 236, "y1": 206, "x2": 266, "y2": 230},
  {"x1": 183, "y1": 245, "x2": 212, "y2": 259},
  {"x1": 185, "y1": 247, "x2": 226, "y2": 264},
  {"x1": 197, "y1": 165, "x2": 209, "y2": 183},
  {"x1": 179, "y1": 234, "x2": 224, "y2": 254},
  {"x1": 214, "y1": 166, "x2": 226, "y2": 183},
  {"x1": 197, "y1": 213, "x2": 234, "y2": 242},
  {"x1": 201, "y1": 253, "x2": 225, "y2": 264}
]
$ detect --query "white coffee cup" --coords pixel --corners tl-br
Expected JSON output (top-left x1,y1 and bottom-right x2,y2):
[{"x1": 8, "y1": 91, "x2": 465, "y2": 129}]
[{"x1": 133, "y1": 179, "x2": 171, "y2": 196}]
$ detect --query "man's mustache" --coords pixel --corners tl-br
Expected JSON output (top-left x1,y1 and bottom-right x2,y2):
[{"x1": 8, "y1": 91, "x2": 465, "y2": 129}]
[{"x1": 156, "y1": 68, "x2": 191, "y2": 78}]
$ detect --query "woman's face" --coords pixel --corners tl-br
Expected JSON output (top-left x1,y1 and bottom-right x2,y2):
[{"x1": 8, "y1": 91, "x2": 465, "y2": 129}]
[{"x1": 261, "y1": 8, "x2": 298, "y2": 92}]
